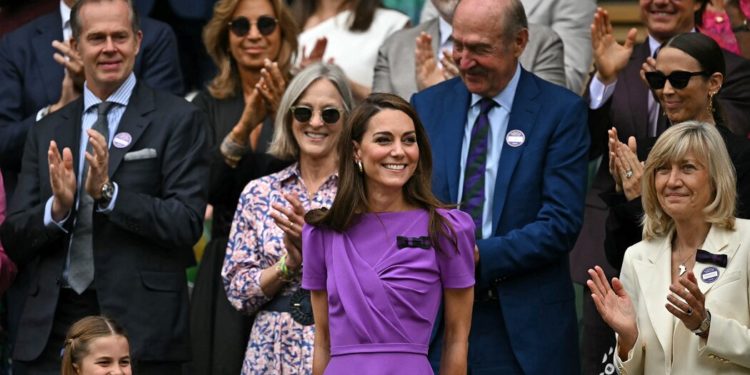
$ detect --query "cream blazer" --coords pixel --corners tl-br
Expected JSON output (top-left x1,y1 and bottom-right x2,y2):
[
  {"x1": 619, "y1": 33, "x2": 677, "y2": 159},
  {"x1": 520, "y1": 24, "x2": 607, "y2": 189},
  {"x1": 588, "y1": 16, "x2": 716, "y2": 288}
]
[{"x1": 615, "y1": 219, "x2": 750, "y2": 374}]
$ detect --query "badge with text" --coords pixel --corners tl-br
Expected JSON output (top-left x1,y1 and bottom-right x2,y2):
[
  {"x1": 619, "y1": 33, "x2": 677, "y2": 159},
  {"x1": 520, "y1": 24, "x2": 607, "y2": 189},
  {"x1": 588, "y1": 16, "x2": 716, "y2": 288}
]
[
  {"x1": 113, "y1": 132, "x2": 132, "y2": 149},
  {"x1": 701, "y1": 266, "x2": 720, "y2": 283},
  {"x1": 505, "y1": 129, "x2": 525, "y2": 147}
]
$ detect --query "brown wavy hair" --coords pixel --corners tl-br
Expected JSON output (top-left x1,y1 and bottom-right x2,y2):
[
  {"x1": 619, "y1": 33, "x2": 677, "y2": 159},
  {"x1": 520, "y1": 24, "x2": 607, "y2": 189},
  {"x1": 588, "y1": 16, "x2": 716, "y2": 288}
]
[
  {"x1": 61, "y1": 316, "x2": 129, "y2": 375},
  {"x1": 203, "y1": 0, "x2": 299, "y2": 99},
  {"x1": 306, "y1": 93, "x2": 457, "y2": 253},
  {"x1": 291, "y1": 0, "x2": 378, "y2": 32}
]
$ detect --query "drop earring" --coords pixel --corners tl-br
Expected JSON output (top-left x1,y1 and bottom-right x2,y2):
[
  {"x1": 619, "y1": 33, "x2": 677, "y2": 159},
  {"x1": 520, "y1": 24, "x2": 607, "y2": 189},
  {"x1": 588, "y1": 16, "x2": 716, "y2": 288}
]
[{"x1": 356, "y1": 160, "x2": 363, "y2": 173}]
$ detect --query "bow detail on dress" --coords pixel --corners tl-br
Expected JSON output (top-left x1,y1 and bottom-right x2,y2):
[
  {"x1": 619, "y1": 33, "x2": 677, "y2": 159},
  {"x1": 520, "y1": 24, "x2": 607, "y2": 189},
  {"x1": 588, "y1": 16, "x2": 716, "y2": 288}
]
[{"x1": 396, "y1": 236, "x2": 431, "y2": 250}]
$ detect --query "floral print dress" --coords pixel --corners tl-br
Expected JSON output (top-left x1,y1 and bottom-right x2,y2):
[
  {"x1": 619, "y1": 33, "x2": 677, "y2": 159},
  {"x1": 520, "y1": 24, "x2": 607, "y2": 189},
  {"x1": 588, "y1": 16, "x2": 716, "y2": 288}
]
[{"x1": 223, "y1": 163, "x2": 338, "y2": 374}]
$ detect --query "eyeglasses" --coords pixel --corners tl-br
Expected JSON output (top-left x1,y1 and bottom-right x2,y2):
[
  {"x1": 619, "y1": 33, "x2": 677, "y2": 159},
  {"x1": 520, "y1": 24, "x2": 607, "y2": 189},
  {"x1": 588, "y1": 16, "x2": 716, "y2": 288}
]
[
  {"x1": 290, "y1": 106, "x2": 343, "y2": 124},
  {"x1": 228, "y1": 15, "x2": 278, "y2": 37},
  {"x1": 644, "y1": 70, "x2": 710, "y2": 90}
]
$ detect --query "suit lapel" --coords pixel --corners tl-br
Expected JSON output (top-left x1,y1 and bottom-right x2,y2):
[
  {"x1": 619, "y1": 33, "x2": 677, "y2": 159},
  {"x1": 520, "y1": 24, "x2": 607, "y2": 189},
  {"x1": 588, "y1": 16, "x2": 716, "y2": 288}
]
[
  {"x1": 623, "y1": 43, "x2": 651, "y2": 140},
  {"x1": 54, "y1": 99, "x2": 84, "y2": 178},
  {"x1": 33, "y1": 14, "x2": 65, "y2": 106},
  {"x1": 634, "y1": 234, "x2": 674, "y2": 356},
  {"x1": 694, "y1": 225, "x2": 738, "y2": 295},
  {"x1": 491, "y1": 70, "x2": 539, "y2": 227},
  {"x1": 108, "y1": 83, "x2": 154, "y2": 177}
]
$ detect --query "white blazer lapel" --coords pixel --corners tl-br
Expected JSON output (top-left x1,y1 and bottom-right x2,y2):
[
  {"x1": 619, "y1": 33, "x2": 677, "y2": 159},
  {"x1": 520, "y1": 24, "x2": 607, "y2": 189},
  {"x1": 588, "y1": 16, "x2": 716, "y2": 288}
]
[
  {"x1": 633, "y1": 235, "x2": 674, "y2": 357},
  {"x1": 695, "y1": 224, "x2": 737, "y2": 295}
]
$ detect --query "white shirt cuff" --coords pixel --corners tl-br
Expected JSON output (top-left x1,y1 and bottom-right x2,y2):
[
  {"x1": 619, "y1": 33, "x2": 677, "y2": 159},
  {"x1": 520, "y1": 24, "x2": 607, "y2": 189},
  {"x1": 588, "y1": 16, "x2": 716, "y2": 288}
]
[
  {"x1": 43, "y1": 196, "x2": 70, "y2": 232},
  {"x1": 588, "y1": 76, "x2": 618, "y2": 110}
]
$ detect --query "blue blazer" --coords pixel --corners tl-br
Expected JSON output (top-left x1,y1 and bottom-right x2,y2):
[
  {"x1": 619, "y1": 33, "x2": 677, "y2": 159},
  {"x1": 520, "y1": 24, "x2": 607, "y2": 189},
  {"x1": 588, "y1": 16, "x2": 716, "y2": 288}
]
[
  {"x1": 411, "y1": 69, "x2": 589, "y2": 374},
  {"x1": 0, "y1": 11, "x2": 184, "y2": 196}
]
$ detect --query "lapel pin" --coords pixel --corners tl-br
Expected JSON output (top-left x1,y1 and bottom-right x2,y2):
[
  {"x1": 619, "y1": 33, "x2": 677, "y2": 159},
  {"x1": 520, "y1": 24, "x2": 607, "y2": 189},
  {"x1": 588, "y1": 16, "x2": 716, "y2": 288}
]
[
  {"x1": 505, "y1": 129, "x2": 525, "y2": 147},
  {"x1": 701, "y1": 266, "x2": 720, "y2": 283},
  {"x1": 113, "y1": 132, "x2": 132, "y2": 148}
]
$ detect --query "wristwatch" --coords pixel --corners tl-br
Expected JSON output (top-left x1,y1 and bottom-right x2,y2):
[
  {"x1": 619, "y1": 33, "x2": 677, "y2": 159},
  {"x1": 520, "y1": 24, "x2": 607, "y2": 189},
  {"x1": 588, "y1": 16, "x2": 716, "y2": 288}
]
[
  {"x1": 691, "y1": 309, "x2": 711, "y2": 336},
  {"x1": 97, "y1": 180, "x2": 115, "y2": 205}
]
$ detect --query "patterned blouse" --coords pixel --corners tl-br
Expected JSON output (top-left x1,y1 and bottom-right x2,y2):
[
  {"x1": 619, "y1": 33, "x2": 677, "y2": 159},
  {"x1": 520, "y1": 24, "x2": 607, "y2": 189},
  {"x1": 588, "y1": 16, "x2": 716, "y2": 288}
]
[{"x1": 223, "y1": 163, "x2": 338, "y2": 374}]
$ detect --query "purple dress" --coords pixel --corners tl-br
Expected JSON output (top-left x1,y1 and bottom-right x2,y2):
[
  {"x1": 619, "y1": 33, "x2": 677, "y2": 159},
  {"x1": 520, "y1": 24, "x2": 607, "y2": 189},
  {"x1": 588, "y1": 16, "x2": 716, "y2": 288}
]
[{"x1": 301, "y1": 208, "x2": 475, "y2": 374}]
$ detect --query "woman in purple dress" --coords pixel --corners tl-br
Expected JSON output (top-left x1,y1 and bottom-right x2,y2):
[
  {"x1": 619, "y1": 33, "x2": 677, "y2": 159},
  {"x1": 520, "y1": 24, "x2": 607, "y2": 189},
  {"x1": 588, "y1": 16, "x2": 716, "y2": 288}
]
[{"x1": 302, "y1": 93, "x2": 475, "y2": 374}]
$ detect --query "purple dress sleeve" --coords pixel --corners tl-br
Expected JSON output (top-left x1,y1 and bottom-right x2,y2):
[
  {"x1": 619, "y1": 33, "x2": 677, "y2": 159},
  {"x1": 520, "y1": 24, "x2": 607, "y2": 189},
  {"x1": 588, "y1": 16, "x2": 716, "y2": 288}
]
[
  {"x1": 302, "y1": 223, "x2": 327, "y2": 290},
  {"x1": 436, "y1": 209, "x2": 476, "y2": 289}
]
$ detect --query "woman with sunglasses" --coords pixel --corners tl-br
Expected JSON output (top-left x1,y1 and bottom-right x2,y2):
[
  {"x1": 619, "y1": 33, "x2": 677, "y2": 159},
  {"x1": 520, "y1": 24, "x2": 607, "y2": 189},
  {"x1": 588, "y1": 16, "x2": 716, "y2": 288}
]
[
  {"x1": 302, "y1": 93, "x2": 474, "y2": 374},
  {"x1": 291, "y1": 0, "x2": 409, "y2": 101},
  {"x1": 223, "y1": 62, "x2": 354, "y2": 374},
  {"x1": 602, "y1": 32, "x2": 750, "y2": 273},
  {"x1": 189, "y1": 1, "x2": 298, "y2": 374}
]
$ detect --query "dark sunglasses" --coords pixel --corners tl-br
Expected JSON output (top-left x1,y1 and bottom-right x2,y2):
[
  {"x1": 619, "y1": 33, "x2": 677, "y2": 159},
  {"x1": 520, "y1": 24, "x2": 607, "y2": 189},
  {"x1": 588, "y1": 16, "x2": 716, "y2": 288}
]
[
  {"x1": 228, "y1": 15, "x2": 278, "y2": 37},
  {"x1": 290, "y1": 106, "x2": 343, "y2": 124},
  {"x1": 644, "y1": 70, "x2": 710, "y2": 90}
]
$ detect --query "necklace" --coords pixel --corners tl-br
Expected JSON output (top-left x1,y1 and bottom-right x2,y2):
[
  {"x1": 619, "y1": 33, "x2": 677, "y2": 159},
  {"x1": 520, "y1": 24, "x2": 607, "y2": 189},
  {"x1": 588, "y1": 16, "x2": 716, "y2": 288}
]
[{"x1": 676, "y1": 246, "x2": 694, "y2": 277}]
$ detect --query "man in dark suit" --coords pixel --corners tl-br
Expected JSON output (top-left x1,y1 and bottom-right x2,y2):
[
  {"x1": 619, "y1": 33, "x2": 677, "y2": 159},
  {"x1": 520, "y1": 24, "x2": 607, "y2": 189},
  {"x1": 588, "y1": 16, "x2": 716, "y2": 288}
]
[
  {"x1": 0, "y1": 0, "x2": 207, "y2": 374},
  {"x1": 0, "y1": 0, "x2": 184, "y2": 199},
  {"x1": 410, "y1": 0, "x2": 589, "y2": 373},
  {"x1": 571, "y1": 1, "x2": 750, "y2": 373}
]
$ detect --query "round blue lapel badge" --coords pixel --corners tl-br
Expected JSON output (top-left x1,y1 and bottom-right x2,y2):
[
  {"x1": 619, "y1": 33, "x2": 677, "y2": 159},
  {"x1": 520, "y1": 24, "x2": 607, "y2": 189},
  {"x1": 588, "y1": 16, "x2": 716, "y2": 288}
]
[{"x1": 701, "y1": 266, "x2": 720, "y2": 283}]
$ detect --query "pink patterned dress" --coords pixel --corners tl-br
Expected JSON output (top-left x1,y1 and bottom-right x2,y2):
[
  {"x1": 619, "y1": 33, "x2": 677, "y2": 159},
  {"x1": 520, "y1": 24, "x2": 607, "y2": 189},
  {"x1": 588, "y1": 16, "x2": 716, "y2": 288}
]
[
  {"x1": 701, "y1": 0, "x2": 750, "y2": 55},
  {"x1": 223, "y1": 163, "x2": 338, "y2": 374}
]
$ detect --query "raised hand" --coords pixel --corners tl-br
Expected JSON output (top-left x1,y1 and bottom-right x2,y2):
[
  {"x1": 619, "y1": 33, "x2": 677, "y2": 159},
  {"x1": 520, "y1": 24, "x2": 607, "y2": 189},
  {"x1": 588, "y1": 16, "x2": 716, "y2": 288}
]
[
  {"x1": 299, "y1": 37, "x2": 328, "y2": 70},
  {"x1": 591, "y1": 7, "x2": 637, "y2": 84},
  {"x1": 415, "y1": 32, "x2": 445, "y2": 90},
  {"x1": 587, "y1": 266, "x2": 638, "y2": 353},
  {"x1": 83, "y1": 129, "x2": 110, "y2": 199},
  {"x1": 612, "y1": 136, "x2": 643, "y2": 201},
  {"x1": 49, "y1": 39, "x2": 84, "y2": 113},
  {"x1": 607, "y1": 127, "x2": 624, "y2": 192},
  {"x1": 231, "y1": 87, "x2": 267, "y2": 148},
  {"x1": 666, "y1": 271, "x2": 709, "y2": 335},
  {"x1": 271, "y1": 193, "x2": 305, "y2": 271},
  {"x1": 48, "y1": 141, "x2": 76, "y2": 221},
  {"x1": 257, "y1": 59, "x2": 287, "y2": 117},
  {"x1": 440, "y1": 49, "x2": 459, "y2": 80}
]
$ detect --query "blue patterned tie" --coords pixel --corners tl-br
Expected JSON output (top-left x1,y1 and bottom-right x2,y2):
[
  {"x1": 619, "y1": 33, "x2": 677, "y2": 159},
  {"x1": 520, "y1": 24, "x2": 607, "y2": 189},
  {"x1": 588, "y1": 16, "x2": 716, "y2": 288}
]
[{"x1": 461, "y1": 98, "x2": 496, "y2": 239}]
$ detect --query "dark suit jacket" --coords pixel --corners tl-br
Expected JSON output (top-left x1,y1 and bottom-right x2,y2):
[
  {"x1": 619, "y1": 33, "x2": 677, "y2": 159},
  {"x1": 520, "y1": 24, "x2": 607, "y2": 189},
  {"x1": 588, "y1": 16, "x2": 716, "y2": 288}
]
[
  {"x1": 0, "y1": 82, "x2": 208, "y2": 362},
  {"x1": 134, "y1": 0, "x2": 215, "y2": 19},
  {"x1": 0, "y1": 11, "x2": 184, "y2": 197},
  {"x1": 411, "y1": 70, "x2": 589, "y2": 374},
  {"x1": 570, "y1": 42, "x2": 750, "y2": 283}
]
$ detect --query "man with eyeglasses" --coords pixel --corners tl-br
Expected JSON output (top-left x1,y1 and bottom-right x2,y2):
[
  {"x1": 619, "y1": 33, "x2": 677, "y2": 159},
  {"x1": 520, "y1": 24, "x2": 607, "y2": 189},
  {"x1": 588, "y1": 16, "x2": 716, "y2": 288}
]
[
  {"x1": 570, "y1": 1, "x2": 750, "y2": 374},
  {"x1": 1, "y1": 0, "x2": 207, "y2": 374}
]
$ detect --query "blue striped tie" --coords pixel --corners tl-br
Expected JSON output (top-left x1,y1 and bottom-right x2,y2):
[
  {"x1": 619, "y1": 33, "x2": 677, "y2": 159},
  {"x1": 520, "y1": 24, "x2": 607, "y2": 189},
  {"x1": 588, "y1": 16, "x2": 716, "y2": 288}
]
[{"x1": 461, "y1": 98, "x2": 496, "y2": 239}]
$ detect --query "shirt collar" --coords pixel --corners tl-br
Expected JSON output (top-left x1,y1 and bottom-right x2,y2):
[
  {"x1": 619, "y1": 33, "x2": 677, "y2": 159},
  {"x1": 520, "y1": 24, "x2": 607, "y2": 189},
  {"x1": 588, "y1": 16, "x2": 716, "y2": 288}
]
[
  {"x1": 83, "y1": 73, "x2": 137, "y2": 113},
  {"x1": 648, "y1": 28, "x2": 697, "y2": 56},
  {"x1": 438, "y1": 16, "x2": 453, "y2": 47},
  {"x1": 60, "y1": 0, "x2": 71, "y2": 30},
  {"x1": 278, "y1": 162, "x2": 339, "y2": 186},
  {"x1": 470, "y1": 62, "x2": 522, "y2": 111}
]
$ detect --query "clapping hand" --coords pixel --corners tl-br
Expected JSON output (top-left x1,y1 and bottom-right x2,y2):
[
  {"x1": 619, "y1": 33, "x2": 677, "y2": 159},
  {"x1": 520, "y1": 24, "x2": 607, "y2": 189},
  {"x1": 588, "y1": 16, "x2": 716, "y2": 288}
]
[
  {"x1": 48, "y1": 141, "x2": 76, "y2": 221},
  {"x1": 591, "y1": 7, "x2": 637, "y2": 84},
  {"x1": 610, "y1": 132, "x2": 642, "y2": 201},
  {"x1": 587, "y1": 266, "x2": 638, "y2": 356},
  {"x1": 666, "y1": 271, "x2": 709, "y2": 335},
  {"x1": 415, "y1": 32, "x2": 445, "y2": 90},
  {"x1": 299, "y1": 37, "x2": 328, "y2": 70},
  {"x1": 257, "y1": 59, "x2": 286, "y2": 117},
  {"x1": 271, "y1": 193, "x2": 305, "y2": 271}
]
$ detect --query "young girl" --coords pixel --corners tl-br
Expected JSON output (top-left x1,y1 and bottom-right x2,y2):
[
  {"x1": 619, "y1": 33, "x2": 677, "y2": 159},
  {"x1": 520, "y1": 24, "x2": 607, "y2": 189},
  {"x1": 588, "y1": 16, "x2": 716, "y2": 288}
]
[{"x1": 61, "y1": 316, "x2": 131, "y2": 375}]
